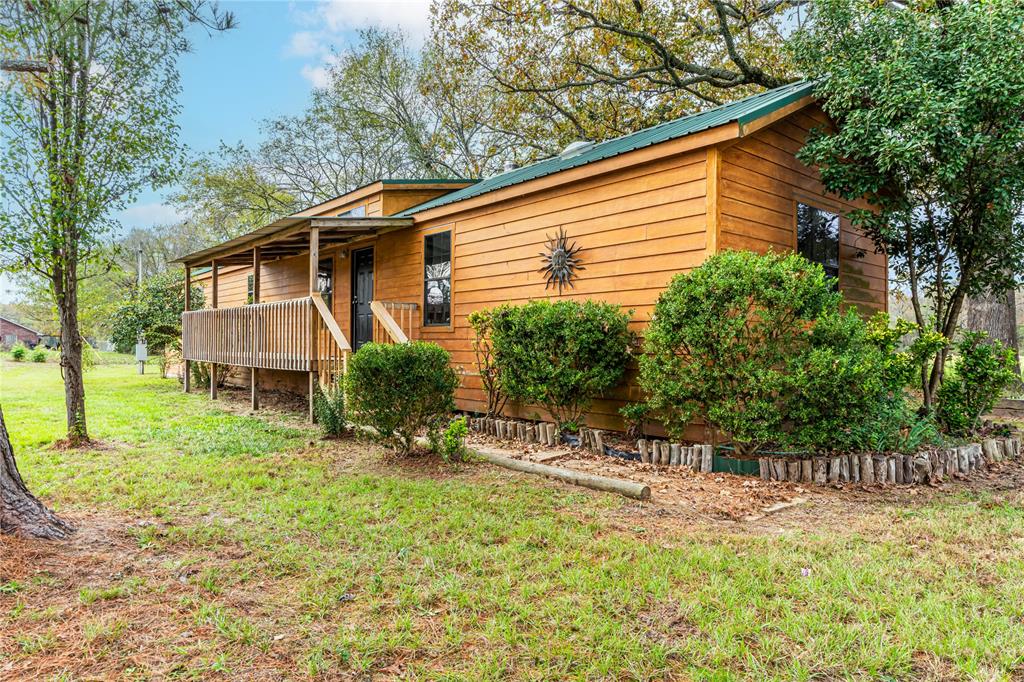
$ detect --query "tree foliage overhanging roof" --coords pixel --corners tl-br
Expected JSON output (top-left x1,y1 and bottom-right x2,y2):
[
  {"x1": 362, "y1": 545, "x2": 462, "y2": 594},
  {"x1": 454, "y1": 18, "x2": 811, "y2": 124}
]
[{"x1": 397, "y1": 81, "x2": 814, "y2": 216}]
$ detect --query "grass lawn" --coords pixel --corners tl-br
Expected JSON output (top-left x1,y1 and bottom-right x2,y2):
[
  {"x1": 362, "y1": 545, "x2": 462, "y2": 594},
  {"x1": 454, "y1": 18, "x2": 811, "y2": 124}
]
[{"x1": 2, "y1": 362, "x2": 1023, "y2": 680}]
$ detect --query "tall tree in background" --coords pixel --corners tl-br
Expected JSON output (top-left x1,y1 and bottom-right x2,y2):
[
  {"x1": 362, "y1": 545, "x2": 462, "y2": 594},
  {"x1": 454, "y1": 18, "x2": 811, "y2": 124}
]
[
  {"x1": 0, "y1": 1, "x2": 234, "y2": 446},
  {"x1": 429, "y1": 0, "x2": 797, "y2": 154},
  {"x1": 173, "y1": 27, "x2": 518, "y2": 237},
  {"x1": 791, "y1": 0, "x2": 1024, "y2": 408}
]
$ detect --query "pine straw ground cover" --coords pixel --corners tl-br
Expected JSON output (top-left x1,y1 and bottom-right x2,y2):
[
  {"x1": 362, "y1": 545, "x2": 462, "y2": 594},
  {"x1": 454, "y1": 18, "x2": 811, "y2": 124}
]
[{"x1": 1, "y1": 362, "x2": 1023, "y2": 681}]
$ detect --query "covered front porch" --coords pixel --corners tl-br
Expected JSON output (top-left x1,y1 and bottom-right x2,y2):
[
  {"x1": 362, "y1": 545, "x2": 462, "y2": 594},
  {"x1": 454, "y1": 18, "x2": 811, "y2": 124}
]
[{"x1": 175, "y1": 215, "x2": 421, "y2": 419}]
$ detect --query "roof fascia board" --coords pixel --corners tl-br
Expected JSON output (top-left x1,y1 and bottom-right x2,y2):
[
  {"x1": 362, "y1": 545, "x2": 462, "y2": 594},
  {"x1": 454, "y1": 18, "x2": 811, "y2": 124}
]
[
  {"x1": 294, "y1": 181, "x2": 384, "y2": 217},
  {"x1": 174, "y1": 219, "x2": 312, "y2": 266},
  {"x1": 410, "y1": 122, "x2": 740, "y2": 223},
  {"x1": 175, "y1": 217, "x2": 415, "y2": 267},
  {"x1": 737, "y1": 94, "x2": 816, "y2": 137},
  {"x1": 308, "y1": 217, "x2": 412, "y2": 229},
  {"x1": 382, "y1": 181, "x2": 477, "y2": 191},
  {"x1": 293, "y1": 181, "x2": 476, "y2": 218}
]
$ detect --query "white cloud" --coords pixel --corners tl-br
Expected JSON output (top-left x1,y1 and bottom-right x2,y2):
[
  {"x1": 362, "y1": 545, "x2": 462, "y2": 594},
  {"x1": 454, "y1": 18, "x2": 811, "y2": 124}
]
[
  {"x1": 300, "y1": 63, "x2": 333, "y2": 89},
  {"x1": 116, "y1": 202, "x2": 183, "y2": 229},
  {"x1": 286, "y1": 31, "x2": 322, "y2": 58},
  {"x1": 315, "y1": 0, "x2": 433, "y2": 39},
  {"x1": 286, "y1": 0, "x2": 433, "y2": 87}
]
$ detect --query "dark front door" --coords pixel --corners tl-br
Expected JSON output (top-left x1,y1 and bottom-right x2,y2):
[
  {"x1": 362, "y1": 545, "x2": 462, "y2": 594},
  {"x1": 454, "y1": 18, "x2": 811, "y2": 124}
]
[{"x1": 351, "y1": 247, "x2": 374, "y2": 350}]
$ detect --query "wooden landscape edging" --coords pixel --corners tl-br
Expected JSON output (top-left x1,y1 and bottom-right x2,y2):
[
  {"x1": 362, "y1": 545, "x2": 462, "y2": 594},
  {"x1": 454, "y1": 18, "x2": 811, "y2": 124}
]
[
  {"x1": 468, "y1": 416, "x2": 1022, "y2": 490},
  {"x1": 755, "y1": 437, "x2": 1021, "y2": 486}
]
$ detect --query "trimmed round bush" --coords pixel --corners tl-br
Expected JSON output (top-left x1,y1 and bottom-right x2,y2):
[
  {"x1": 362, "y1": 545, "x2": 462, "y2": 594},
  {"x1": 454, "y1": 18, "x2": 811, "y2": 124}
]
[
  {"x1": 640, "y1": 250, "x2": 894, "y2": 455},
  {"x1": 30, "y1": 345, "x2": 48, "y2": 363},
  {"x1": 488, "y1": 299, "x2": 633, "y2": 429},
  {"x1": 10, "y1": 342, "x2": 28, "y2": 361},
  {"x1": 347, "y1": 341, "x2": 459, "y2": 455}
]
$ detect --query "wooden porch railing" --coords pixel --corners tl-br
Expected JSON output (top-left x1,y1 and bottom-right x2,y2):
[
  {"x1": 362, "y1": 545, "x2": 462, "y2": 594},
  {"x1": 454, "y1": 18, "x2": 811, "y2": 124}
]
[
  {"x1": 370, "y1": 301, "x2": 418, "y2": 344},
  {"x1": 311, "y1": 292, "x2": 350, "y2": 381},
  {"x1": 182, "y1": 295, "x2": 351, "y2": 373}
]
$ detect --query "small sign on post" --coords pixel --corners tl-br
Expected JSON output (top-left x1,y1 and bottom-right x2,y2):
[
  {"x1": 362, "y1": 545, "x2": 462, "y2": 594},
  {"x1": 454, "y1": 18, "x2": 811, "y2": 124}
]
[{"x1": 135, "y1": 342, "x2": 148, "y2": 375}]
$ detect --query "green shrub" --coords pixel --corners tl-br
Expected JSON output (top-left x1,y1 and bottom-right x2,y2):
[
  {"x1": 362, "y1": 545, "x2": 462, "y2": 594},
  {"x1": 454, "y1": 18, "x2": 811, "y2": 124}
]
[
  {"x1": 844, "y1": 397, "x2": 942, "y2": 454},
  {"x1": 30, "y1": 345, "x2": 48, "y2": 362},
  {"x1": 784, "y1": 310, "x2": 892, "y2": 450},
  {"x1": 829, "y1": 314, "x2": 947, "y2": 454},
  {"x1": 619, "y1": 402, "x2": 651, "y2": 440},
  {"x1": 488, "y1": 299, "x2": 633, "y2": 428},
  {"x1": 430, "y1": 416, "x2": 469, "y2": 463},
  {"x1": 347, "y1": 342, "x2": 459, "y2": 455},
  {"x1": 640, "y1": 250, "x2": 899, "y2": 455},
  {"x1": 468, "y1": 309, "x2": 506, "y2": 417},
  {"x1": 314, "y1": 378, "x2": 348, "y2": 437},
  {"x1": 937, "y1": 331, "x2": 1018, "y2": 436},
  {"x1": 10, "y1": 342, "x2": 27, "y2": 361},
  {"x1": 190, "y1": 361, "x2": 222, "y2": 389}
]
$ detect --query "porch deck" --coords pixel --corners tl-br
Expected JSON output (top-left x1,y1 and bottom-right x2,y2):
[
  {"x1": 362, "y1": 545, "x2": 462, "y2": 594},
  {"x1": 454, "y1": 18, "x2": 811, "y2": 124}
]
[
  {"x1": 180, "y1": 295, "x2": 418, "y2": 375},
  {"x1": 175, "y1": 214, "x2": 422, "y2": 420}
]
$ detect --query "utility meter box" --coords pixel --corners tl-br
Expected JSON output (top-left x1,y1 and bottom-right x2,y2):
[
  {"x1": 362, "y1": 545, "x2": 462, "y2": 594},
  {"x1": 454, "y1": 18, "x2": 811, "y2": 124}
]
[{"x1": 134, "y1": 343, "x2": 148, "y2": 362}]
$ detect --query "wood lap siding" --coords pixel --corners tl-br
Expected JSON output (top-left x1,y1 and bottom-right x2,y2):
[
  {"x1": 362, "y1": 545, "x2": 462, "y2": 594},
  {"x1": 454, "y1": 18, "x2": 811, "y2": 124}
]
[
  {"x1": 719, "y1": 108, "x2": 887, "y2": 314},
  {"x1": 376, "y1": 149, "x2": 712, "y2": 429},
  {"x1": 184, "y1": 109, "x2": 888, "y2": 434}
]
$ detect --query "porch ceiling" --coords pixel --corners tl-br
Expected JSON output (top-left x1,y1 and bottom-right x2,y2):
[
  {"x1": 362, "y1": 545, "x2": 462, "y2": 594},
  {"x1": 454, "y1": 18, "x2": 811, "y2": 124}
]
[{"x1": 172, "y1": 216, "x2": 414, "y2": 267}]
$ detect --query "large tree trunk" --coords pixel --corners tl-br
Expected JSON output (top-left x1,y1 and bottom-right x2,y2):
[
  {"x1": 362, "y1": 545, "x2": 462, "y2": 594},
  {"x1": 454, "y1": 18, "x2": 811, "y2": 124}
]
[
  {"x1": 964, "y1": 287, "x2": 1021, "y2": 376},
  {"x1": 0, "y1": 406, "x2": 74, "y2": 539},
  {"x1": 54, "y1": 257, "x2": 89, "y2": 444}
]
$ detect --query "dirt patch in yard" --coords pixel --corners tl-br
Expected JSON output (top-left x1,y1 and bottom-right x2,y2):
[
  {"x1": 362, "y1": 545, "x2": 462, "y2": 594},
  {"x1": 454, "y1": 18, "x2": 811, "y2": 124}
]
[{"x1": 0, "y1": 512, "x2": 309, "y2": 681}]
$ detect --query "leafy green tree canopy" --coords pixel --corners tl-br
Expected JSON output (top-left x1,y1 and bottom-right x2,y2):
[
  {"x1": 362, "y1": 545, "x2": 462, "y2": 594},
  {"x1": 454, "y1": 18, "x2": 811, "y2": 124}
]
[
  {"x1": 790, "y1": 0, "x2": 1024, "y2": 406},
  {"x1": 110, "y1": 270, "x2": 203, "y2": 355}
]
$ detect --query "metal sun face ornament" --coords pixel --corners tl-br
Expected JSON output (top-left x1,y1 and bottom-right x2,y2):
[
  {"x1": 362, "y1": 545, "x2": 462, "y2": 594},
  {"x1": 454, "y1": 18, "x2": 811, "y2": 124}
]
[{"x1": 539, "y1": 227, "x2": 584, "y2": 294}]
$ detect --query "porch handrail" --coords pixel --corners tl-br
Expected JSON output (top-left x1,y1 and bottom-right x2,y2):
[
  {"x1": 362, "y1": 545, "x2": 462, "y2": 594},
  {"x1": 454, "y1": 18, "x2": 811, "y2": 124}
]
[
  {"x1": 182, "y1": 296, "x2": 352, "y2": 374},
  {"x1": 311, "y1": 292, "x2": 351, "y2": 351},
  {"x1": 370, "y1": 300, "x2": 417, "y2": 344}
]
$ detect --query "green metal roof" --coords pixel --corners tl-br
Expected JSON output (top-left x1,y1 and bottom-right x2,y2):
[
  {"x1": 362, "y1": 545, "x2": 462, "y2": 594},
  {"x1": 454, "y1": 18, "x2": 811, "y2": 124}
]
[
  {"x1": 397, "y1": 80, "x2": 815, "y2": 217},
  {"x1": 379, "y1": 178, "x2": 477, "y2": 185}
]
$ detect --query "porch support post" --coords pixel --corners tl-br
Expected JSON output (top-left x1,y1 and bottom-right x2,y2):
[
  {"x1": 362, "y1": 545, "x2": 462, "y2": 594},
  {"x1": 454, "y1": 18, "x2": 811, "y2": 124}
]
[
  {"x1": 183, "y1": 265, "x2": 191, "y2": 393},
  {"x1": 251, "y1": 247, "x2": 261, "y2": 411},
  {"x1": 308, "y1": 227, "x2": 319, "y2": 422},
  {"x1": 210, "y1": 258, "x2": 218, "y2": 401}
]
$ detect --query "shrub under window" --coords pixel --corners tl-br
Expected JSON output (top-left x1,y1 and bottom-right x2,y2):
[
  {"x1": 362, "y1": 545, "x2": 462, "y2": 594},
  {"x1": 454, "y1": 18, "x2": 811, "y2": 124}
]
[
  {"x1": 639, "y1": 250, "x2": 891, "y2": 456},
  {"x1": 488, "y1": 299, "x2": 633, "y2": 429}
]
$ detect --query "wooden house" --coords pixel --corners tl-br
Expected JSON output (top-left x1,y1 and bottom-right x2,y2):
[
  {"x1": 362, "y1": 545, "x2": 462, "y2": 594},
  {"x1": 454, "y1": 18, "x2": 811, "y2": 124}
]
[{"x1": 175, "y1": 82, "x2": 887, "y2": 430}]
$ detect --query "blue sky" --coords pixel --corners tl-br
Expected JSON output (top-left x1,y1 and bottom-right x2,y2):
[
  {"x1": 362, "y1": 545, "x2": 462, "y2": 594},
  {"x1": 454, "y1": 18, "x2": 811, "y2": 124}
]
[
  {"x1": 2, "y1": 0, "x2": 432, "y2": 302},
  {"x1": 119, "y1": 0, "x2": 433, "y2": 229}
]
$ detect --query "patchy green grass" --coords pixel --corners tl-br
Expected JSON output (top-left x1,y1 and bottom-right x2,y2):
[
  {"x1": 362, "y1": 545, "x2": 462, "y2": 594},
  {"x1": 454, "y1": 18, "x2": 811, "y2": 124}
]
[{"x1": 2, "y1": 361, "x2": 1023, "y2": 680}]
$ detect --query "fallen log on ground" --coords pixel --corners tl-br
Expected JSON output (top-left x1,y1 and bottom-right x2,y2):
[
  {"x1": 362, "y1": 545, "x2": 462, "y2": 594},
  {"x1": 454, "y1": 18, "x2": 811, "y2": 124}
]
[
  {"x1": 473, "y1": 449, "x2": 652, "y2": 501},
  {"x1": 412, "y1": 435, "x2": 651, "y2": 501}
]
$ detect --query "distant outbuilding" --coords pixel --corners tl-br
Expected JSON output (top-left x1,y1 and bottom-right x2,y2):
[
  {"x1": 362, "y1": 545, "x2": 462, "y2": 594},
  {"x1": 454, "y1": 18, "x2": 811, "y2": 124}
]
[{"x1": 0, "y1": 316, "x2": 42, "y2": 349}]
